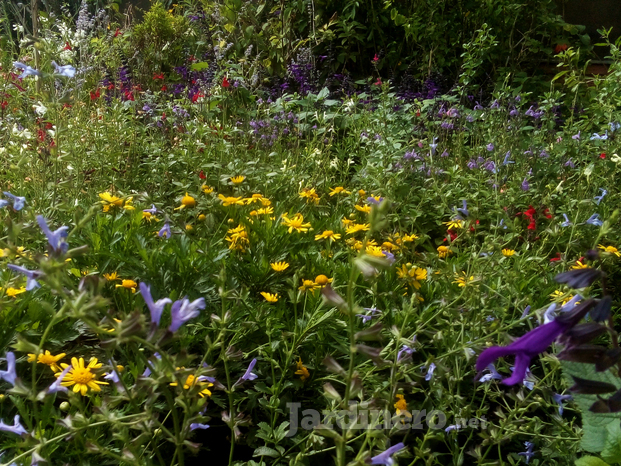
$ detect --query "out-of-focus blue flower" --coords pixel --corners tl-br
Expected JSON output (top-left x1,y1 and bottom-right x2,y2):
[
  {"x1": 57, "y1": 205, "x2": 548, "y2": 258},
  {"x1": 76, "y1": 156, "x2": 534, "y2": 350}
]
[
  {"x1": 190, "y1": 423, "x2": 210, "y2": 431},
  {"x1": 564, "y1": 159, "x2": 575, "y2": 168},
  {"x1": 478, "y1": 363, "x2": 503, "y2": 382},
  {"x1": 552, "y1": 393, "x2": 572, "y2": 415},
  {"x1": 561, "y1": 214, "x2": 572, "y2": 227},
  {"x1": 397, "y1": 342, "x2": 415, "y2": 363},
  {"x1": 518, "y1": 442, "x2": 535, "y2": 464},
  {"x1": 429, "y1": 137, "x2": 438, "y2": 155},
  {"x1": 521, "y1": 305, "x2": 531, "y2": 319},
  {"x1": 51, "y1": 61, "x2": 76, "y2": 78},
  {"x1": 47, "y1": 365, "x2": 71, "y2": 394},
  {"x1": 3, "y1": 192, "x2": 26, "y2": 211},
  {"x1": 594, "y1": 188, "x2": 607, "y2": 205},
  {"x1": 36, "y1": 215, "x2": 68, "y2": 254},
  {"x1": 356, "y1": 307, "x2": 382, "y2": 324},
  {"x1": 590, "y1": 131, "x2": 608, "y2": 140},
  {"x1": 158, "y1": 222, "x2": 171, "y2": 238},
  {"x1": 0, "y1": 352, "x2": 17, "y2": 386},
  {"x1": 586, "y1": 213, "x2": 603, "y2": 227},
  {"x1": 424, "y1": 362, "x2": 436, "y2": 381},
  {"x1": 141, "y1": 353, "x2": 161, "y2": 377},
  {"x1": 502, "y1": 151, "x2": 514, "y2": 165},
  {"x1": 139, "y1": 283, "x2": 172, "y2": 326},
  {"x1": 610, "y1": 122, "x2": 620, "y2": 132},
  {"x1": 486, "y1": 143, "x2": 494, "y2": 151},
  {"x1": 521, "y1": 178, "x2": 530, "y2": 191},
  {"x1": 13, "y1": 61, "x2": 41, "y2": 79},
  {"x1": 0, "y1": 415, "x2": 28, "y2": 436},
  {"x1": 0, "y1": 199, "x2": 8, "y2": 209},
  {"x1": 571, "y1": 131, "x2": 580, "y2": 140},
  {"x1": 7, "y1": 264, "x2": 42, "y2": 290},
  {"x1": 491, "y1": 100, "x2": 500, "y2": 109},
  {"x1": 445, "y1": 424, "x2": 461, "y2": 433},
  {"x1": 143, "y1": 204, "x2": 158, "y2": 214},
  {"x1": 457, "y1": 200, "x2": 469, "y2": 217},
  {"x1": 539, "y1": 149, "x2": 549, "y2": 159},
  {"x1": 499, "y1": 219, "x2": 507, "y2": 230},
  {"x1": 367, "y1": 196, "x2": 384, "y2": 205},
  {"x1": 104, "y1": 360, "x2": 122, "y2": 383},
  {"x1": 441, "y1": 150, "x2": 449, "y2": 157},
  {"x1": 543, "y1": 303, "x2": 558, "y2": 324},
  {"x1": 169, "y1": 296, "x2": 205, "y2": 332},
  {"x1": 382, "y1": 251, "x2": 395, "y2": 264},
  {"x1": 370, "y1": 443, "x2": 405, "y2": 465}
]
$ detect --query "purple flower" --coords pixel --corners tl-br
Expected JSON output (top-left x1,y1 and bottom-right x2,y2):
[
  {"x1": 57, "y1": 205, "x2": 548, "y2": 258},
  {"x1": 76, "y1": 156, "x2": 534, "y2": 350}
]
[
  {"x1": 502, "y1": 151, "x2": 514, "y2": 165},
  {"x1": 571, "y1": 131, "x2": 580, "y2": 140},
  {"x1": 235, "y1": 358, "x2": 258, "y2": 386},
  {"x1": 382, "y1": 251, "x2": 395, "y2": 264},
  {"x1": 37, "y1": 215, "x2": 68, "y2": 254},
  {"x1": 445, "y1": 424, "x2": 461, "y2": 433},
  {"x1": 521, "y1": 305, "x2": 531, "y2": 319},
  {"x1": 564, "y1": 159, "x2": 575, "y2": 168},
  {"x1": 143, "y1": 204, "x2": 158, "y2": 214},
  {"x1": 590, "y1": 131, "x2": 608, "y2": 140},
  {"x1": 190, "y1": 423, "x2": 210, "y2": 431},
  {"x1": 586, "y1": 214, "x2": 603, "y2": 227},
  {"x1": 357, "y1": 307, "x2": 382, "y2": 323},
  {"x1": 491, "y1": 100, "x2": 500, "y2": 109},
  {"x1": 539, "y1": 149, "x2": 549, "y2": 159},
  {"x1": 141, "y1": 353, "x2": 161, "y2": 377},
  {"x1": 424, "y1": 362, "x2": 436, "y2": 381},
  {"x1": 7, "y1": 264, "x2": 42, "y2": 290},
  {"x1": 521, "y1": 178, "x2": 530, "y2": 191},
  {"x1": 486, "y1": 143, "x2": 494, "y2": 152},
  {"x1": 429, "y1": 140, "x2": 438, "y2": 155},
  {"x1": 13, "y1": 61, "x2": 41, "y2": 78},
  {"x1": 483, "y1": 160, "x2": 496, "y2": 173},
  {"x1": 3, "y1": 192, "x2": 26, "y2": 211},
  {"x1": 397, "y1": 345, "x2": 415, "y2": 363},
  {"x1": 48, "y1": 365, "x2": 71, "y2": 394},
  {"x1": 367, "y1": 196, "x2": 384, "y2": 205},
  {"x1": 475, "y1": 319, "x2": 572, "y2": 386},
  {"x1": 158, "y1": 222, "x2": 171, "y2": 238},
  {"x1": 139, "y1": 283, "x2": 172, "y2": 326},
  {"x1": 169, "y1": 297, "x2": 206, "y2": 332},
  {"x1": 457, "y1": 200, "x2": 469, "y2": 217},
  {"x1": 517, "y1": 442, "x2": 535, "y2": 464},
  {"x1": 561, "y1": 214, "x2": 572, "y2": 227},
  {"x1": 51, "y1": 61, "x2": 76, "y2": 78},
  {"x1": 370, "y1": 443, "x2": 405, "y2": 465},
  {"x1": 594, "y1": 188, "x2": 607, "y2": 205},
  {"x1": 0, "y1": 415, "x2": 28, "y2": 436},
  {"x1": 441, "y1": 150, "x2": 449, "y2": 157},
  {"x1": 0, "y1": 352, "x2": 17, "y2": 386},
  {"x1": 478, "y1": 363, "x2": 503, "y2": 382},
  {"x1": 552, "y1": 393, "x2": 572, "y2": 415}
]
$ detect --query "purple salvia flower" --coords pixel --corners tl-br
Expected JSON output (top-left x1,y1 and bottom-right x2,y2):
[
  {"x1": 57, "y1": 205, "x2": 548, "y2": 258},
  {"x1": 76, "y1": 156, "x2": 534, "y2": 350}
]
[
  {"x1": 586, "y1": 214, "x2": 603, "y2": 227},
  {"x1": 594, "y1": 188, "x2": 607, "y2": 205},
  {"x1": 424, "y1": 362, "x2": 436, "y2": 381},
  {"x1": 169, "y1": 297, "x2": 206, "y2": 332},
  {"x1": 36, "y1": 215, "x2": 69, "y2": 254},
  {"x1": 235, "y1": 358, "x2": 258, "y2": 386},
  {"x1": 370, "y1": 443, "x2": 405, "y2": 465},
  {"x1": 397, "y1": 345, "x2": 415, "y2": 363},
  {"x1": 502, "y1": 151, "x2": 514, "y2": 165},
  {"x1": 143, "y1": 204, "x2": 158, "y2": 214},
  {"x1": 457, "y1": 200, "x2": 469, "y2": 217},
  {"x1": 521, "y1": 178, "x2": 530, "y2": 191},
  {"x1": 382, "y1": 251, "x2": 395, "y2": 264},
  {"x1": 158, "y1": 222, "x2": 171, "y2": 238},
  {"x1": 518, "y1": 442, "x2": 535, "y2": 464},
  {"x1": 441, "y1": 150, "x2": 449, "y2": 157},
  {"x1": 590, "y1": 131, "x2": 608, "y2": 140},
  {"x1": 7, "y1": 264, "x2": 42, "y2": 290},
  {"x1": 47, "y1": 365, "x2": 71, "y2": 394},
  {"x1": 543, "y1": 303, "x2": 558, "y2": 324},
  {"x1": 190, "y1": 423, "x2": 210, "y2": 430},
  {"x1": 564, "y1": 159, "x2": 575, "y2": 168},
  {"x1": 491, "y1": 100, "x2": 500, "y2": 109},
  {"x1": 13, "y1": 61, "x2": 41, "y2": 78},
  {"x1": 3, "y1": 192, "x2": 26, "y2": 211},
  {"x1": 139, "y1": 283, "x2": 172, "y2": 326},
  {"x1": 561, "y1": 214, "x2": 572, "y2": 227},
  {"x1": 0, "y1": 415, "x2": 28, "y2": 436},
  {"x1": 552, "y1": 393, "x2": 572, "y2": 415},
  {"x1": 486, "y1": 143, "x2": 494, "y2": 151},
  {"x1": 142, "y1": 353, "x2": 161, "y2": 377},
  {"x1": 104, "y1": 360, "x2": 121, "y2": 383},
  {"x1": 0, "y1": 352, "x2": 17, "y2": 386}
]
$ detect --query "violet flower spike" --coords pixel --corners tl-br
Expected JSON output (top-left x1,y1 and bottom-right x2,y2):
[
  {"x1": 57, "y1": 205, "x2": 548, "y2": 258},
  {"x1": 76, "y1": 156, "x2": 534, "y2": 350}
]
[
  {"x1": 517, "y1": 442, "x2": 535, "y2": 464},
  {"x1": 521, "y1": 178, "x2": 530, "y2": 191},
  {"x1": 139, "y1": 282, "x2": 172, "y2": 326},
  {"x1": 564, "y1": 159, "x2": 575, "y2": 168},
  {"x1": 7, "y1": 264, "x2": 42, "y2": 290},
  {"x1": 3, "y1": 192, "x2": 26, "y2": 211},
  {"x1": 48, "y1": 365, "x2": 71, "y2": 394},
  {"x1": 0, "y1": 415, "x2": 29, "y2": 436},
  {"x1": 370, "y1": 443, "x2": 405, "y2": 465},
  {"x1": 0, "y1": 352, "x2": 17, "y2": 386},
  {"x1": 36, "y1": 215, "x2": 69, "y2": 254},
  {"x1": 169, "y1": 297, "x2": 206, "y2": 332},
  {"x1": 190, "y1": 423, "x2": 210, "y2": 431},
  {"x1": 0, "y1": 199, "x2": 9, "y2": 209},
  {"x1": 552, "y1": 393, "x2": 572, "y2": 416},
  {"x1": 594, "y1": 188, "x2": 607, "y2": 205}
]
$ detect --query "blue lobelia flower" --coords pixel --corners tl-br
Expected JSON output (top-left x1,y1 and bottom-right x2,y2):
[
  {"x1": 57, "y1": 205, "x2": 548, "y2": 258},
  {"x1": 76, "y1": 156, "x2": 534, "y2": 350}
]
[
  {"x1": 502, "y1": 151, "x2": 514, "y2": 165},
  {"x1": 552, "y1": 393, "x2": 572, "y2": 415},
  {"x1": 594, "y1": 188, "x2": 607, "y2": 205},
  {"x1": 37, "y1": 215, "x2": 69, "y2": 254},
  {"x1": 590, "y1": 131, "x2": 608, "y2": 140},
  {"x1": 0, "y1": 415, "x2": 29, "y2": 436},
  {"x1": 0, "y1": 352, "x2": 17, "y2": 386},
  {"x1": 521, "y1": 305, "x2": 531, "y2": 319},
  {"x1": 47, "y1": 365, "x2": 71, "y2": 394},
  {"x1": 3, "y1": 192, "x2": 26, "y2": 211},
  {"x1": 234, "y1": 358, "x2": 258, "y2": 386},
  {"x1": 429, "y1": 137, "x2": 438, "y2": 155},
  {"x1": 517, "y1": 441, "x2": 535, "y2": 464},
  {"x1": 478, "y1": 363, "x2": 503, "y2": 383},
  {"x1": 457, "y1": 200, "x2": 469, "y2": 217},
  {"x1": 586, "y1": 213, "x2": 603, "y2": 227},
  {"x1": 143, "y1": 204, "x2": 158, "y2": 214},
  {"x1": 561, "y1": 214, "x2": 572, "y2": 227},
  {"x1": 571, "y1": 131, "x2": 580, "y2": 140},
  {"x1": 7, "y1": 264, "x2": 42, "y2": 290},
  {"x1": 51, "y1": 61, "x2": 76, "y2": 78},
  {"x1": 610, "y1": 122, "x2": 621, "y2": 132},
  {"x1": 158, "y1": 222, "x2": 171, "y2": 238},
  {"x1": 139, "y1": 283, "x2": 172, "y2": 326},
  {"x1": 397, "y1": 342, "x2": 415, "y2": 363},
  {"x1": 564, "y1": 159, "x2": 575, "y2": 168},
  {"x1": 424, "y1": 362, "x2": 436, "y2": 381},
  {"x1": 13, "y1": 61, "x2": 41, "y2": 79},
  {"x1": 190, "y1": 423, "x2": 210, "y2": 431},
  {"x1": 370, "y1": 443, "x2": 405, "y2": 465},
  {"x1": 169, "y1": 296, "x2": 205, "y2": 332}
]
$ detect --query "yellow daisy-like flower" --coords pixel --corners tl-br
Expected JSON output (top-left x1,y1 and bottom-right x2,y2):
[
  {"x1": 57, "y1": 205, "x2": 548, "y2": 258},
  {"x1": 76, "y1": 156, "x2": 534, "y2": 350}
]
[
  {"x1": 123, "y1": 197, "x2": 135, "y2": 211},
  {"x1": 218, "y1": 194, "x2": 245, "y2": 206},
  {"x1": 299, "y1": 188, "x2": 320, "y2": 204},
  {"x1": 27, "y1": 350, "x2": 66, "y2": 372},
  {"x1": 295, "y1": 358, "x2": 310, "y2": 381},
  {"x1": 365, "y1": 245, "x2": 386, "y2": 258},
  {"x1": 571, "y1": 260, "x2": 589, "y2": 270},
  {"x1": 443, "y1": 219, "x2": 463, "y2": 229},
  {"x1": 142, "y1": 211, "x2": 159, "y2": 222},
  {"x1": 358, "y1": 189, "x2": 366, "y2": 197},
  {"x1": 401, "y1": 233, "x2": 418, "y2": 242},
  {"x1": 260, "y1": 292, "x2": 279, "y2": 303},
  {"x1": 57, "y1": 357, "x2": 108, "y2": 396},
  {"x1": 202, "y1": 185, "x2": 214, "y2": 194},
  {"x1": 99, "y1": 192, "x2": 123, "y2": 212},
  {"x1": 394, "y1": 394, "x2": 412, "y2": 417},
  {"x1": 244, "y1": 193, "x2": 266, "y2": 204},
  {"x1": 198, "y1": 214, "x2": 206, "y2": 221},
  {"x1": 598, "y1": 244, "x2": 621, "y2": 257},
  {"x1": 282, "y1": 213, "x2": 311, "y2": 233},
  {"x1": 314, "y1": 274, "x2": 333, "y2": 287},
  {"x1": 271, "y1": 261, "x2": 290, "y2": 272},
  {"x1": 225, "y1": 225, "x2": 249, "y2": 252},
  {"x1": 255, "y1": 207, "x2": 274, "y2": 216},
  {"x1": 299, "y1": 279, "x2": 320, "y2": 293},
  {"x1": 550, "y1": 290, "x2": 576, "y2": 306},
  {"x1": 170, "y1": 373, "x2": 213, "y2": 398},
  {"x1": 329, "y1": 186, "x2": 351, "y2": 196},
  {"x1": 341, "y1": 217, "x2": 354, "y2": 227},
  {"x1": 174, "y1": 193, "x2": 197, "y2": 210},
  {"x1": 345, "y1": 223, "x2": 370, "y2": 235},
  {"x1": 453, "y1": 272, "x2": 474, "y2": 287},
  {"x1": 103, "y1": 272, "x2": 119, "y2": 281},
  {"x1": 230, "y1": 176, "x2": 245, "y2": 185},
  {"x1": 396, "y1": 264, "x2": 427, "y2": 289},
  {"x1": 4, "y1": 287, "x2": 26, "y2": 297},
  {"x1": 355, "y1": 204, "x2": 372, "y2": 213},
  {"x1": 115, "y1": 279, "x2": 137, "y2": 293},
  {"x1": 501, "y1": 249, "x2": 515, "y2": 257},
  {"x1": 315, "y1": 230, "x2": 341, "y2": 242},
  {"x1": 437, "y1": 245, "x2": 452, "y2": 258}
]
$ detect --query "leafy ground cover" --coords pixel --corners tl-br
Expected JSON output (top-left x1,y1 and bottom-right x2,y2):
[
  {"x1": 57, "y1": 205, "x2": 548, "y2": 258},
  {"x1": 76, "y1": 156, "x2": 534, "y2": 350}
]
[{"x1": 1, "y1": 3, "x2": 621, "y2": 466}]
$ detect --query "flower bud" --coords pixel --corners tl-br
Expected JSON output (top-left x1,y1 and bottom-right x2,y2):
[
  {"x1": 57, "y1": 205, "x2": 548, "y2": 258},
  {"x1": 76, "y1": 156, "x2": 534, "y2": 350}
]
[{"x1": 60, "y1": 401, "x2": 70, "y2": 411}]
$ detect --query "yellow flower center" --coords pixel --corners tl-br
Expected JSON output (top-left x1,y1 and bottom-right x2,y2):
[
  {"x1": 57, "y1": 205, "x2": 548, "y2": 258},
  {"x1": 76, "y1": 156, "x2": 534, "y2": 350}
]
[
  {"x1": 72, "y1": 367, "x2": 95, "y2": 385},
  {"x1": 38, "y1": 354, "x2": 56, "y2": 365}
]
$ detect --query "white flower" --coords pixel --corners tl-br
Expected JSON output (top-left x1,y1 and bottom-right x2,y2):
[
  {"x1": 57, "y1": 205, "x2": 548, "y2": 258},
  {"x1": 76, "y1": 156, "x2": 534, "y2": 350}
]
[{"x1": 33, "y1": 101, "x2": 47, "y2": 116}]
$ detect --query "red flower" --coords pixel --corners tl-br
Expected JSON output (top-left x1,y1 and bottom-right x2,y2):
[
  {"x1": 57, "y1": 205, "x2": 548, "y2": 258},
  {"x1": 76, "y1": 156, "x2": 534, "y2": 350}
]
[
  {"x1": 153, "y1": 73, "x2": 164, "y2": 80},
  {"x1": 600, "y1": 153, "x2": 606, "y2": 159},
  {"x1": 161, "y1": 85, "x2": 167, "y2": 92},
  {"x1": 45, "y1": 122, "x2": 53, "y2": 130},
  {"x1": 114, "y1": 28, "x2": 122, "y2": 37},
  {"x1": 37, "y1": 129, "x2": 46, "y2": 142},
  {"x1": 222, "y1": 77, "x2": 230, "y2": 88},
  {"x1": 124, "y1": 91, "x2": 134, "y2": 101},
  {"x1": 447, "y1": 229, "x2": 458, "y2": 241},
  {"x1": 62, "y1": 103, "x2": 72, "y2": 109},
  {"x1": 90, "y1": 89, "x2": 100, "y2": 101},
  {"x1": 64, "y1": 42, "x2": 72, "y2": 50},
  {"x1": 1, "y1": 101, "x2": 7, "y2": 110},
  {"x1": 374, "y1": 78, "x2": 382, "y2": 86},
  {"x1": 373, "y1": 54, "x2": 379, "y2": 62},
  {"x1": 192, "y1": 92, "x2": 204, "y2": 103},
  {"x1": 542, "y1": 208, "x2": 552, "y2": 219},
  {"x1": 199, "y1": 170, "x2": 206, "y2": 179},
  {"x1": 554, "y1": 44, "x2": 568, "y2": 54},
  {"x1": 550, "y1": 252, "x2": 562, "y2": 262},
  {"x1": 161, "y1": 112, "x2": 166, "y2": 120},
  {"x1": 107, "y1": 83, "x2": 115, "y2": 90},
  {"x1": 527, "y1": 220, "x2": 537, "y2": 230}
]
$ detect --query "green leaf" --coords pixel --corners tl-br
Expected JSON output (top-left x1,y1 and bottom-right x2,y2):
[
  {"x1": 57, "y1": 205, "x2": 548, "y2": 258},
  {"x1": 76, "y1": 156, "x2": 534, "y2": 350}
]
[
  {"x1": 190, "y1": 62, "x2": 210, "y2": 71},
  {"x1": 575, "y1": 457, "x2": 611, "y2": 466},
  {"x1": 253, "y1": 446, "x2": 280, "y2": 458}
]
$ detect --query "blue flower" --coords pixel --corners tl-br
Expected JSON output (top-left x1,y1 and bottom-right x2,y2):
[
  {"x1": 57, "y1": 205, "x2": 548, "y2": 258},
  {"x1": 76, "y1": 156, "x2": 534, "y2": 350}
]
[
  {"x1": 610, "y1": 122, "x2": 620, "y2": 132},
  {"x1": 47, "y1": 365, "x2": 71, "y2": 394},
  {"x1": 502, "y1": 151, "x2": 514, "y2": 165},
  {"x1": 521, "y1": 305, "x2": 531, "y2": 319},
  {"x1": 143, "y1": 205, "x2": 159, "y2": 214},
  {"x1": 158, "y1": 222, "x2": 171, "y2": 238},
  {"x1": 552, "y1": 393, "x2": 572, "y2": 415},
  {"x1": 521, "y1": 178, "x2": 529, "y2": 191},
  {"x1": 7, "y1": 264, "x2": 42, "y2": 290},
  {"x1": 586, "y1": 213, "x2": 603, "y2": 227},
  {"x1": 370, "y1": 443, "x2": 405, "y2": 465},
  {"x1": 141, "y1": 353, "x2": 161, "y2": 377},
  {"x1": 478, "y1": 363, "x2": 503, "y2": 382},
  {"x1": 445, "y1": 424, "x2": 461, "y2": 433},
  {"x1": 3, "y1": 192, "x2": 26, "y2": 211},
  {"x1": 590, "y1": 131, "x2": 608, "y2": 140},
  {"x1": 0, "y1": 415, "x2": 28, "y2": 436},
  {"x1": 429, "y1": 137, "x2": 438, "y2": 155},
  {"x1": 104, "y1": 360, "x2": 121, "y2": 383},
  {"x1": 594, "y1": 188, "x2": 607, "y2": 205},
  {"x1": 169, "y1": 296, "x2": 205, "y2": 332},
  {"x1": 51, "y1": 61, "x2": 76, "y2": 78},
  {"x1": 456, "y1": 200, "x2": 469, "y2": 217},
  {"x1": 561, "y1": 214, "x2": 572, "y2": 227},
  {"x1": 424, "y1": 362, "x2": 436, "y2": 381},
  {"x1": 0, "y1": 352, "x2": 17, "y2": 386},
  {"x1": 139, "y1": 283, "x2": 172, "y2": 326},
  {"x1": 235, "y1": 358, "x2": 258, "y2": 386},
  {"x1": 397, "y1": 343, "x2": 415, "y2": 363},
  {"x1": 13, "y1": 61, "x2": 41, "y2": 79},
  {"x1": 517, "y1": 442, "x2": 535, "y2": 464},
  {"x1": 564, "y1": 159, "x2": 575, "y2": 168},
  {"x1": 486, "y1": 143, "x2": 494, "y2": 151},
  {"x1": 571, "y1": 131, "x2": 580, "y2": 140},
  {"x1": 190, "y1": 423, "x2": 210, "y2": 431},
  {"x1": 36, "y1": 215, "x2": 69, "y2": 254}
]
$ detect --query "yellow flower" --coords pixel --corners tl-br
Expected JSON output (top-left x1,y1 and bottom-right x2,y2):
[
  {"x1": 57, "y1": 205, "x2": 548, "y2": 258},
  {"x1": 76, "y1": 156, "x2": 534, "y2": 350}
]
[
  {"x1": 202, "y1": 185, "x2": 214, "y2": 194},
  {"x1": 437, "y1": 245, "x2": 452, "y2": 258},
  {"x1": 282, "y1": 213, "x2": 311, "y2": 233},
  {"x1": 5, "y1": 287, "x2": 26, "y2": 297},
  {"x1": 396, "y1": 264, "x2": 427, "y2": 289},
  {"x1": 27, "y1": 350, "x2": 66, "y2": 372},
  {"x1": 295, "y1": 358, "x2": 310, "y2": 381},
  {"x1": 501, "y1": 249, "x2": 515, "y2": 257},
  {"x1": 598, "y1": 244, "x2": 621, "y2": 257},
  {"x1": 230, "y1": 176, "x2": 246, "y2": 185},
  {"x1": 57, "y1": 357, "x2": 108, "y2": 396},
  {"x1": 185, "y1": 224, "x2": 193, "y2": 231},
  {"x1": 115, "y1": 279, "x2": 137, "y2": 293},
  {"x1": 341, "y1": 217, "x2": 354, "y2": 226},
  {"x1": 218, "y1": 194, "x2": 244, "y2": 206},
  {"x1": 345, "y1": 223, "x2": 370, "y2": 235},
  {"x1": 271, "y1": 261, "x2": 290, "y2": 272},
  {"x1": 198, "y1": 214, "x2": 206, "y2": 221},
  {"x1": 244, "y1": 193, "x2": 267, "y2": 204},
  {"x1": 453, "y1": 272, "x2": 474, "y2": 287},
  {"x1": 299, "y1": 279, "x2": 320, "y2": 293},
  {"x1": 225, "y1": 225, "x2": 249, "y2": 252},
  {"x1": 123, "y1": 197, "x2": 135, "y2": 211},
  {"x1": 382, "y1": 241, "x2": 395, "y2": 251},
  {"x1": 170, "y1": 373, "x2": 213, "y2": 398},
  {"x1": 571, "y1": 260, "x2": 589, "y2": 270},
  {"x1": 142, "y1": 211, "x2": 159, "y2": 222},
  {"x1": 394, "y1": 394, "x2": 412, "y2": 417},
  {"x1": 103, "y1": 272, "x2": 119, "y2": 281},
  {"x1": 355, "y1": 204, "x2": 372, "y2": 213},
  {"x1": 329, "y1": 186, "x2": 351, "y2": 196},
  {"x1": 401, "y1": 233, "x2": 418, "y2": 242},
  {"x1": 174, "y1": 193, "x2": 196, "y2": 210},
  {"x1": 314, "y1": 274, "x2": 333, "y2": 287},
  {"x1": 299, "y1": 188, "x2": 320, "y2": 204},
  {"x1": 365, "y1": 245, "x2": 386, "y2": 258},
  {"x1": 260, "y1": 292, "x2": 279, "y2": 303},
  {"x1": 315, "y1": 230, "x2": 341, "y2": 242},
  {"x1": 550, "y1": 290, "x2": 576, "y2": 306},
  {"x1": 99, "y1": 192, "x2": 123, "y2": 212},
  {"x1": 443, "y1": 219, "x2": 463, "y2": 229}
]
